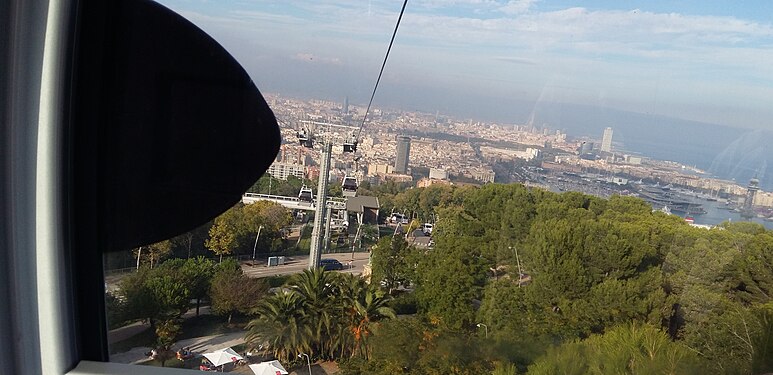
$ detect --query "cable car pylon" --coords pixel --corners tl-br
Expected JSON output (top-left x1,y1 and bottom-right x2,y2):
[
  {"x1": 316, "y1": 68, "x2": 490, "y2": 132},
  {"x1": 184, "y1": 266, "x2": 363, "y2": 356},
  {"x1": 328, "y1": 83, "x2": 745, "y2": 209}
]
[
  {"x1": 308, "y1": 140, "x2": 331, "y2": 270},
  {"x1": 298, "y1": 121, "x2": 357, "y2": 269}
]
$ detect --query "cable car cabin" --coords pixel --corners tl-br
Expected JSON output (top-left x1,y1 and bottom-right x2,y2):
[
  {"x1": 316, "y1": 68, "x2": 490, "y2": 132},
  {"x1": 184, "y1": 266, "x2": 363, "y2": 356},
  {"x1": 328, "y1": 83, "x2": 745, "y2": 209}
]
[
  {"x1": 343, "y1": 140, "x2": 358, "y2": 153},
  {"x1": 298, "y1": 185, "x2": 314, "y2": 203},
  {"x1": 342, "y1": 176, "x2": 358, "y2": 197},
  {"x1": 343, "y1": 134, "x2": 358, "y2": 153},
  {"x1": 297, "y1": 130, "x2": 314, "y2": 148}
]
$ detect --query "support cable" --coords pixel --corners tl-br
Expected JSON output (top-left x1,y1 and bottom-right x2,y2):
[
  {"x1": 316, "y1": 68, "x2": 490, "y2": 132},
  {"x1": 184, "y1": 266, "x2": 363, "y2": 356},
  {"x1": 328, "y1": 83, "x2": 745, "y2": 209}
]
[{"x1": 356, "y1": 0, "x2": 408, "y2": 140}]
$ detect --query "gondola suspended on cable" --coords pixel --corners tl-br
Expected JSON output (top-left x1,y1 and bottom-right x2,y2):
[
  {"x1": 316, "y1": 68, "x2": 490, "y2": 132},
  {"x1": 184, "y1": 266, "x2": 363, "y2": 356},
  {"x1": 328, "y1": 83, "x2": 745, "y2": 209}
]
[
  {"x1": 342, "y1": 175, "x2": 358, "y2": 197},
  {"x1": 297, "y1": 128, "x2": 314, "y2": 148},
  {"x1": 343, "y1": 133, "x2": 358, "y2": 153},
  {"x1": 298, "y1": 185, "x2": 314, "y2": 203}
]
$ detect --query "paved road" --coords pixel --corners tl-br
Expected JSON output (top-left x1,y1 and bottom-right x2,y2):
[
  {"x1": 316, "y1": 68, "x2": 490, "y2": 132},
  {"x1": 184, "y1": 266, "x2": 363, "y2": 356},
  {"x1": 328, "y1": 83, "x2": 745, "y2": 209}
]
[
  {"x1": 241, "y1": 252, "x2": 370, "y2": 278},
  {"x1": 106, "y1": 252, "x2": 371, "y2": 294}
]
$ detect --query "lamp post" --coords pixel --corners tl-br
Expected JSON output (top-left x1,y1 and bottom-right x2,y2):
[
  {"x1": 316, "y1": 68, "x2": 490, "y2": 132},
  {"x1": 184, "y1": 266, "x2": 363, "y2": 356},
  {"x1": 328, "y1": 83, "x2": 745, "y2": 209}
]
[
  {"x1": 298, "y1": 353, "x2": 311, "y2": 375},
  {"x1": 509, "y1": 246, "x2": 523, "y2": 287},
  {"x1": 477, "y1": 323, "x2": 488, "y2": 338},
  {"x1": 252, "y1": 225, "x2": 263, "y2": 267}
]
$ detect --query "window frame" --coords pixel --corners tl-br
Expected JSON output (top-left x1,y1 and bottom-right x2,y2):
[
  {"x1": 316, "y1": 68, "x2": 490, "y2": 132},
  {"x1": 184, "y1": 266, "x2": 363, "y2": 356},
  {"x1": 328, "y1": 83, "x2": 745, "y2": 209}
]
[{"x1": 1, "y1": 0, "x2": 253, "y2": 373}]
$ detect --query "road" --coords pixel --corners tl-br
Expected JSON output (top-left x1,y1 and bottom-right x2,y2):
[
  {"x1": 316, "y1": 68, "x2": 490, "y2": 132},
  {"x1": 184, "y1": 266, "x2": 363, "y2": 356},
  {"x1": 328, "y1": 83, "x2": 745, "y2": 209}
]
[
  {"x1": 240, "y1": 251, "x2": 370, "y2": 278},
  {"x1": 106, "y1": 252, "x2": 371, "y2": 292}
]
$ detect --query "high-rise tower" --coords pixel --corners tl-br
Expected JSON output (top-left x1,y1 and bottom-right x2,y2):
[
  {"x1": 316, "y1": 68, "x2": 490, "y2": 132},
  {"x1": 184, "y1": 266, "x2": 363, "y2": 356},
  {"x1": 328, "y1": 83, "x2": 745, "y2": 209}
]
[
  {"x1": 601, "y1": 127, "x2": 613, "y2": 153},
  {"x1": 342, "y1": 96, "x2": 349, "y2": 115},
  {"x1": 741, "y1": 177, "x2": 760, "y2": 219},
  {"x1": 394, "y1": 136, "x2": 411, "y2": 174}
]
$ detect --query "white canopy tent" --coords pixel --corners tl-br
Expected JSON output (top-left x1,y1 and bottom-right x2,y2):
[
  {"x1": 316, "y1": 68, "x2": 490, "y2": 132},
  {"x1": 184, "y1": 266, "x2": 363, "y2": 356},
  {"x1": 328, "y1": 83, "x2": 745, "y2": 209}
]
[
  {"x1": 249, "y1": 360, "x2": 289, "y2": 375},
  {"x1": 202, "y1": 347, "x2": 244, "y2": 368}
]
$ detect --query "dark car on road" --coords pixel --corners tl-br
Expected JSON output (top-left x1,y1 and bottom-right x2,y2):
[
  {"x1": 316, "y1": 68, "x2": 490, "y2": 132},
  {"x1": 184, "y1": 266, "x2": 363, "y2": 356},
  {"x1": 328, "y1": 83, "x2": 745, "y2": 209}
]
[{"x1": 320, "y1": 258, "x2": 344, "y2": 271}]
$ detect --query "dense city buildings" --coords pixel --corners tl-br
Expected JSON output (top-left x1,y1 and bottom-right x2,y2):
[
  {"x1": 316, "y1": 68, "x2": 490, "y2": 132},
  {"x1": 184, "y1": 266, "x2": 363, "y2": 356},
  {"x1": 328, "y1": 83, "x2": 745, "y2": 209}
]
[
  {"x1": 260, "y1": 93, "x2": 773, "y2": 223},
  {"x1": 267, "y1": 162, "x2": 305, "y2": 181}
]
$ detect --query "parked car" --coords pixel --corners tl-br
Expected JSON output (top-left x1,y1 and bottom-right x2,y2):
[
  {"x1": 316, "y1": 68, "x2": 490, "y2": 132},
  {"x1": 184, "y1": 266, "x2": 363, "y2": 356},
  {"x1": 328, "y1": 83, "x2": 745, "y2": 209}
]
[
  {"x1": 320, "y1": 258, "x2": 344, "y2": 271},
  {"x1": 389, "y1": 213, "x2": 409, "y2": 225}
]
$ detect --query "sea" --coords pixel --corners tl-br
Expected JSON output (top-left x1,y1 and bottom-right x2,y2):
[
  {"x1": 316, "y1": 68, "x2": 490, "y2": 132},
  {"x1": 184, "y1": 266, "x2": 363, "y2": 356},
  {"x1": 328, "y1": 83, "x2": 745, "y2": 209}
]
[
  {"x1": 681, "y1": 197, "x2": 773, "y2": 230},
  {"x1": 528, "y1": 102, "x2": 773, "y2": 192}
]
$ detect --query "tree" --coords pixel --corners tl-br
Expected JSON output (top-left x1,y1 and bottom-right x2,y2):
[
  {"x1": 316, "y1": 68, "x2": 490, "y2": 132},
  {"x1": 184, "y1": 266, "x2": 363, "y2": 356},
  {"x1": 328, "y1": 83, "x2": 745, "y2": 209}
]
[
  {"x1": 132, "y1": 240, "x2": 172, "y2": 269},
  {"x1": 752, "y1": 304, "x2": 773, "y2": 374},
  {"x1": 370, "y1": 236, "x2": 417, "y2": 294},
  {"x1": 210, "y1": 260, "x2": 267, "y2": 323},
  {"x1": 364, "y1": 317, "x2": 425, "y2": 373},
  {"x1": 340, "y1": 276, "x2": 395, "y2": 359},
  {"x1": 415, "y1": 235, "x2": 487, "y2": 330},
  {"x1": 144, "y1": 273, "x2": 191, "y2": 319},
  {"x1": 206, "y1": 215, "x2": 237, "y2": 263},
  {"x1": 328, "y1": 182, "x2": 343, "y2": 198},
  {"x1": 154, "y1": 318, "x2": 182, "y2": 367},
  {"x1": 528, "y1": 323, "x2": 708, "y2": 375},
  {"x1": 478, "y1": 279, "x2": 528, "y2": 339},
  {"x1": 516, "y1": 205, "x2": 673, "y2": 338},
  {"x1": 340, "y1": 317, "x2": 492, "y2": 375},
  {"x1": 170, "y1": 222, "x2": 212, "y2": 259},
  {"x1": 290, "y1": 268, "x2": 338, "y2": 356},
  {"x1": 179, "y1": 257, "x2": 216, "y2": 316},
  {"x1": 246, "y1": 291, "x2": 312, "y2": 363},
  {"x1": 119, "y1": 265, "x2": 191, "y2": 329},
  {"x1": 105, "y1": 291, "x2": 125, "y2": 329},
  {"x1": 242, "y1": 200, "x2": 293, "y2": 253}
]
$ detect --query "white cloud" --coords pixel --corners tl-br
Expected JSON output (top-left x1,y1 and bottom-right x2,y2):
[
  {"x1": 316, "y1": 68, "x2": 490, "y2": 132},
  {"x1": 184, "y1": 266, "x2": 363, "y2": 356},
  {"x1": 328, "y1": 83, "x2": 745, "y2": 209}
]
[
  {"x1": 498, "y1": 0, "x2": 537, "y2": 15},
  {"x1": 162, "y1": 1, "x2": 773, "y2": 128}
]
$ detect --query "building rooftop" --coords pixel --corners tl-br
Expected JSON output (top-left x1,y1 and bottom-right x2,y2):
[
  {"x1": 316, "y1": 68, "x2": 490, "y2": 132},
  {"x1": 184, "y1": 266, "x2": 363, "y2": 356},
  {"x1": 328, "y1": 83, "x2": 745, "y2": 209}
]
[{"x1": 345, "y1": 196, "x2": 380, "y2": 213}]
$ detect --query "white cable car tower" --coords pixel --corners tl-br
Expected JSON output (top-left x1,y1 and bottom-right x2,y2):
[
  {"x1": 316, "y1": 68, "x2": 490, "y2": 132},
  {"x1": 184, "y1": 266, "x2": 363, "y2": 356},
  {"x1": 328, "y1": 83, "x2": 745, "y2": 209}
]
[
  {"x1": 301, "y1": 0, "x2": 407, "y2": 269},
  {"x1": 298, "y1": 120, "x2": 358, "y2": 269}
]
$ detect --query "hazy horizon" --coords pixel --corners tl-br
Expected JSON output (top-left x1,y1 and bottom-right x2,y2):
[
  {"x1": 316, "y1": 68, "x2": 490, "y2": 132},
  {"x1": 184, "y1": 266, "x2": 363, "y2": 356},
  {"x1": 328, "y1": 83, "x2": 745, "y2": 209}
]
[
  {"x1": 155, "y1": 0, "x2": 773, "y2": 189},
  {"x1": 159, "y1": 0, "x2": 773, "y2": 132}
]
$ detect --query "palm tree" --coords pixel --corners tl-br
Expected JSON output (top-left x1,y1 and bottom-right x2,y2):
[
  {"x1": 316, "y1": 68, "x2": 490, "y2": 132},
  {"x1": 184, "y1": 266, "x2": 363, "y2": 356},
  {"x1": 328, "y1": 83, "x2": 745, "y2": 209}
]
[
  {"x1": 349, "y1": 284, "x2": 396, "y2": 359},
  {"x1": 330, "y1": 273, "x2": 365, "y2": 358},
  {"x1": 329, "y1": 272, "x2": 396, "y2": 359},
  {"x1": 245, "y1": 291, "x2": 312, "y2": 362},
  {"x1": 290, "y1": 268, "x2": 338, "y2": 356}
]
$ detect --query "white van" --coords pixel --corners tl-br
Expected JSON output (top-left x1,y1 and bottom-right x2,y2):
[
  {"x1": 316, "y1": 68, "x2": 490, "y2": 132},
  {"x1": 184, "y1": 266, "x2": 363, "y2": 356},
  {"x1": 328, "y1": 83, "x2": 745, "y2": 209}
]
[{"x1": 390, "y1": 213, "x2": 409, "y2": 224}]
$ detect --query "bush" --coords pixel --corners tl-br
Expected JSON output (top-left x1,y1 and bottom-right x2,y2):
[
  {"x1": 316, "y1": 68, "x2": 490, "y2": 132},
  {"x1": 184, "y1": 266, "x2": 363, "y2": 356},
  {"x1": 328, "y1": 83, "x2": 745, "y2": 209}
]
[{"x1": 389, "y1": 292, "x2": 418, "y2": 315}]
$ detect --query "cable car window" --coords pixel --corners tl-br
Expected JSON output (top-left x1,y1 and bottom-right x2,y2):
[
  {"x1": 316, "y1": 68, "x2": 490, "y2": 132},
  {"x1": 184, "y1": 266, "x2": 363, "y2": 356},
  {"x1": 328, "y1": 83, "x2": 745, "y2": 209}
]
[{"x1": 86, "y1": 1, "x2": 773, "y2": 374}]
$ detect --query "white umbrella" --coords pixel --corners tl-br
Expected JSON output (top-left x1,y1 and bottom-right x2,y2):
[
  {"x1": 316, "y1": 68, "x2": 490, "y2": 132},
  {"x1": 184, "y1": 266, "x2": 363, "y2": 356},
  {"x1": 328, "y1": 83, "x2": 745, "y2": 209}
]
[
  {"x1": 249, "y1": 360, "x2": 289, "y2": 375},
  {"x1": 202, "y1": 347, "x2": 244, "y2": 367}
]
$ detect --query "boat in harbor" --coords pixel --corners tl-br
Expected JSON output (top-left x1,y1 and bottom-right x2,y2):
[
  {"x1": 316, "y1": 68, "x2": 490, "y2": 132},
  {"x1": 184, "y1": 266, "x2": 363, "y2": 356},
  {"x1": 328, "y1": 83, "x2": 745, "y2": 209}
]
[
  {"x1": 636, "y1": 185, "x2": 706, "y2": 215},
  {"x1": 670, "y1": 205, "x2": 708, "y2": 215}
]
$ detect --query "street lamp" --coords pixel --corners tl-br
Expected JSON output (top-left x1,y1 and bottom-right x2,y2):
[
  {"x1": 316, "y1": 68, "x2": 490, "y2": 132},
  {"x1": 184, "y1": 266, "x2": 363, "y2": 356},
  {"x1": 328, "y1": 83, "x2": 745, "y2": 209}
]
[
  {"x1": 252, "y1": 225, "x2": 263, "y2": 267},
  {"x1": 509, "y1": 246, "x2": 523, "y2": 287},
  {"x1": 477, "y1": 323, "x2": 488, "y2": 338},
  {"x1": 298, "y1": 353, "x2": 311, "y2": 375}
]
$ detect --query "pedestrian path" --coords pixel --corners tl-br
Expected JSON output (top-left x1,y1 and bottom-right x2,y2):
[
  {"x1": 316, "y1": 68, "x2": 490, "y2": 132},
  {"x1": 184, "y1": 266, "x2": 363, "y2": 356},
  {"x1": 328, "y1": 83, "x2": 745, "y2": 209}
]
[{"x1": 109, "y1": 331, "x2": 246, "y2": 364}]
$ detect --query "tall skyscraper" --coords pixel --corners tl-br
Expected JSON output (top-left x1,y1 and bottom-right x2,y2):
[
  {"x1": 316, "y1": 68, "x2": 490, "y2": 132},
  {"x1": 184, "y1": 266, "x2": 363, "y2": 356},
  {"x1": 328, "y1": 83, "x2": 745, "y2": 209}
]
[
  {"x1": 394, "y1": 136, "x2": 411, "y2": 174},
  {"x1": 342, "y1": 96, "x2": 349, "y2": 115},
  {"x1": 601, "y1": 127, "x2": 613, "y2": 152},
  {"x1": 742, "y1": 177, "x2": 760, "y2": 219}
]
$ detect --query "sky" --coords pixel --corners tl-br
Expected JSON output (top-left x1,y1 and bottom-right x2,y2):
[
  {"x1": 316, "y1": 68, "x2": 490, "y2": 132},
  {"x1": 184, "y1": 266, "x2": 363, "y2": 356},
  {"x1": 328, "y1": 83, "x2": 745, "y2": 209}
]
[{"x1": 156, "y1": 0, "x2": 773, "y2": 131}]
